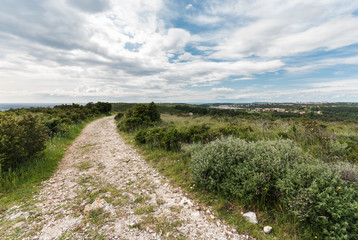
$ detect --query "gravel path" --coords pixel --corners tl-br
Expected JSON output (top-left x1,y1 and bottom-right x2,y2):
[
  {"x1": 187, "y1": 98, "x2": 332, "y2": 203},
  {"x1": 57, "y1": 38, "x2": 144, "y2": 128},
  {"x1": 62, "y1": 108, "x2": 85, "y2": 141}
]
[{"x1": 1, "y1": 116, "x2": 251, "y2": 239}]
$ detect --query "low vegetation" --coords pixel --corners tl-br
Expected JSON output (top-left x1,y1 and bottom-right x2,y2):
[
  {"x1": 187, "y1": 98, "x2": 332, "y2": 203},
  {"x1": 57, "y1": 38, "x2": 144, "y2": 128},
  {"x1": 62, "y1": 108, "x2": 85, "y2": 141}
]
[
  {"x1": 116, "y1": 102, "x2": 358, "y2": 240},
  {"x1": 0, "y1": 102, "x2": 111, "y2": 208}
]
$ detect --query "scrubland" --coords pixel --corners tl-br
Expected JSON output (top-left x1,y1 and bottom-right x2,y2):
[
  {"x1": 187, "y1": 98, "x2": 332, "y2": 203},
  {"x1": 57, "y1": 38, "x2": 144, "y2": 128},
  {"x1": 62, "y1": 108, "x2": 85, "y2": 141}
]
[{"x1": 116, "y1": 102, "x2": 358, "y2": 240}]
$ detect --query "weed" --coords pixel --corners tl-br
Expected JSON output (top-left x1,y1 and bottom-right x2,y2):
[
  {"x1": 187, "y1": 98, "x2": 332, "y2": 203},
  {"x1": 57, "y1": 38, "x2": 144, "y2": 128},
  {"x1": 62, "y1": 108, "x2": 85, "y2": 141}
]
[
  {"x1": 76, "y1": 161, "x2": 92, "y2": 171},
  {"x1": 134, "y1": 205, "x2": 154, "y2": 215}
]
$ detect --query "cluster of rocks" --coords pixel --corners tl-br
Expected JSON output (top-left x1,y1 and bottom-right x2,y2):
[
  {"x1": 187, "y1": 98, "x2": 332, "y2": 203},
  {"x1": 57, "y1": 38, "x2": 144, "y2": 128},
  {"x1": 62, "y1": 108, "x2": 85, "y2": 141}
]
[{"x1": 242, "y1": 211, "x2": 273, "y2": 234}]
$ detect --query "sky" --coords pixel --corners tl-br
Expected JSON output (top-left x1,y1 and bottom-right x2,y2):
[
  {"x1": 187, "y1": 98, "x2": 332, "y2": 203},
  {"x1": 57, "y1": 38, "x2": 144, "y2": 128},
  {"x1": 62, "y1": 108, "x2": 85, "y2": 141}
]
[{"x1": 1, "y1": 0, "x2": 358, "y2": 103}]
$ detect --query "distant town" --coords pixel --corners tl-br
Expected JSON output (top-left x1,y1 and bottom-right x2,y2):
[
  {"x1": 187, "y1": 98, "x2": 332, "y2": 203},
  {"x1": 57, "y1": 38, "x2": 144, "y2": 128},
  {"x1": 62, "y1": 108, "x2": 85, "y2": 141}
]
[{"x1": 208, "y1": 102, "x2": 352, "y2": 115}]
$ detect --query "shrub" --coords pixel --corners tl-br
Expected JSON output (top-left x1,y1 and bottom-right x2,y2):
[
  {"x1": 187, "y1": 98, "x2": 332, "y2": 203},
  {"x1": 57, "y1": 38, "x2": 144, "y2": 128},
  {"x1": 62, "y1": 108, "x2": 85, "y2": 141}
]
[
  {"x1": 277, "y1": 163, "x2": 358, "y2": 239},
  {"x1": 0, "y1": 113, "x2": 47, "y2": 170},
  {"x1": 114, "y1": 112, "x2": 124, "y2": 121},
  {"x1": 190, "y1": 137, "x2": 307, "y2": 202},
  {"x1": 332, "y1": 162, "x2": 358, "y2": 185},
  {"x1": 179, "y1": 124, "x2": 218, "y2": 143},
  {"x1": 190, "y1": 136, "x2": 358, "y2": 239},
  {"x1": 135, "y1": 126, "x2": 180, "y2": 151},
  {"x1": 118, "y1": 102, "x2": 161, "y2": 132},
  {"x1": 42, "y1": 117, "x2": 68, "y2": 137},
  {"x1": 323, "y1": 140, "x2": 350, "y2": 161}
]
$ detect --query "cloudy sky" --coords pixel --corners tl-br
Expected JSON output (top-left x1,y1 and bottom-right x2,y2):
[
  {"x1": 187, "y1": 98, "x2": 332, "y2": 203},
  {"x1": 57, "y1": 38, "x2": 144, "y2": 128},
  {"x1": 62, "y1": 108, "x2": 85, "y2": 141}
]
[{"x1": 1, "y1": 0, "x2": 358, "y2": 103}]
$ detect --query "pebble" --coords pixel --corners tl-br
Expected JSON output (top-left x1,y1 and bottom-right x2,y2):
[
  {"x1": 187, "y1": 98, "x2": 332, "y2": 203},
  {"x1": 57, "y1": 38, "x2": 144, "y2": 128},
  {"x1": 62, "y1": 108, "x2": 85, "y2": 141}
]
[{"x1": 263, "y1": 226, "x2": 273, "y2": 234}]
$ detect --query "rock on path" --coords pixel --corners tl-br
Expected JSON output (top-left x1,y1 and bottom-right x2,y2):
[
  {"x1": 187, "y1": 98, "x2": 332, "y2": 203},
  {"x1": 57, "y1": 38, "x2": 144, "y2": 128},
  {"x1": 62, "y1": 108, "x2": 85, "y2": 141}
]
[{"x1": 0, "y1": 116, "x2": 252, "y2": 239}]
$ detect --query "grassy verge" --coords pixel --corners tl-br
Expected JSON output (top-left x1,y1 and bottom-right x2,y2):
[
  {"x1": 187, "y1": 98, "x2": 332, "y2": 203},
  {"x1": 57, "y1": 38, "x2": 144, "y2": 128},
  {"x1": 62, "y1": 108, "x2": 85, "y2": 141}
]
[
  {"x1": 0, "y1": 117, "x2": 100, "y2": 213},
  {"x1": 119, "y1": 131, "x2": 299, "y2": 240}
]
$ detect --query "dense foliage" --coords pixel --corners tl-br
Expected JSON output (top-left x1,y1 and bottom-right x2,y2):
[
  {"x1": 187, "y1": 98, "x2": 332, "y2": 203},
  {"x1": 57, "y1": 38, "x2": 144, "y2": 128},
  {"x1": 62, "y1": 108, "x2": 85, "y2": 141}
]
[
  {"x1": 118, "y1": 102, "x2": 161, "y2": 132},
  {"x1": 188, "y1": 137, "x2": 358, "y2": 239},
  {"x1": 0, "y1": 113, "x2": 47, "y2": 170},
  {"x1": 135, "y1": 126, "x2": 181, "y2": 151},
  {"x1": 135, "y1": 124, "x2": 219, "y2": 151},
  {"x1": 0, "y1": 102, "x2": 111, "y2": 171}
]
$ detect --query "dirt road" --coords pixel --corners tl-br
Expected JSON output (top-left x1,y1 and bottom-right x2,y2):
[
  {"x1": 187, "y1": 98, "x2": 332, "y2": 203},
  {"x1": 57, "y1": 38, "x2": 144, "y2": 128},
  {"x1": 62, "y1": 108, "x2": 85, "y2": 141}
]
[{"x1": 1, "y1": 116, "x2": 250, "y2": 239}]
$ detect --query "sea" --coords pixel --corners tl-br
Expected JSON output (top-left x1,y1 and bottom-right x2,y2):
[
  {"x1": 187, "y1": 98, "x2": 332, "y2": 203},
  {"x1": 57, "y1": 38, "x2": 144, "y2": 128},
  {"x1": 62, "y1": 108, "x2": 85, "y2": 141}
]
[{"x1": 0, "y1": 103, "x2": 63, "y2": 111}]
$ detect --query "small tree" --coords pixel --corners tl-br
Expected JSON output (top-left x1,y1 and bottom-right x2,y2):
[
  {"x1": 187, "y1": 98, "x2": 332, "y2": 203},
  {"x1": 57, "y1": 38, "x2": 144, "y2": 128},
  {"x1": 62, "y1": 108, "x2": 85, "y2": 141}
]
[
  {"x1": 118, "y1": 102, "x2": 161, "y2": 132},
  {"x1": 0, "y1": 113, "x2": 47, "y2": 170}
]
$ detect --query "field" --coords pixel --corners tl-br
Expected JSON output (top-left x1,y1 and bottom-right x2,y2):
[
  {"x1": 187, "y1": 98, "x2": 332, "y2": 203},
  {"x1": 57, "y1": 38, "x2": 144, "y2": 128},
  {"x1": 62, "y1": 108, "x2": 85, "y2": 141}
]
[{"x1": 115, "y1": 102, "x2": 358, "y2": 240}]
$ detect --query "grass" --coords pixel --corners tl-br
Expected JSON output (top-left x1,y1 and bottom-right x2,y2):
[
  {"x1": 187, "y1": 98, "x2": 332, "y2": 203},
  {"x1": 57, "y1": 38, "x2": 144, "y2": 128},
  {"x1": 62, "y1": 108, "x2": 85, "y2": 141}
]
[
  {"x1": 119, "y1": 127, "x2": 302, "y2": 240},
  {"x1": 0, "y1": 118, "x2": 98, "y2": 213},
  {"x1": 116, "y1": 108, "x2": 358, "y2": 239},
  {"x1": 134, "y1": 205, "x2": 154, "y2": 215},
  {"x1": 76, "y1": 160, "x2": 93, "y2": 171}
]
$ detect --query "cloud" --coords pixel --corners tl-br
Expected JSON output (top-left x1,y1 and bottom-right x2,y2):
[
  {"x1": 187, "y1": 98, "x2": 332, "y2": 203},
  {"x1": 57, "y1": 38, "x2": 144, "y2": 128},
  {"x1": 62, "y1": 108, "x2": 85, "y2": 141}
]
[
  {"x1": 163, "y1": 28, "x2": 191, "y2": 52},
  {"x1": 66, "y1": 0, "x2": 110, "y2": 13},
  {"x1": 191, "y1": 15, "x2": 222, "y2": 25},
  {"x1": 1, "y1": 0, "x2": 358, "y2": 103},
  {"x1": 211, "y1": 87, "x2": 235, "y2": 93},
  {"x1": 307, "y1": 79, "x2": 358, "y2": 92},
  {"x1": 285, "y1": 55, "x2": 358, "y2": 73},
  {"x1": 207, "y1": 0, "x2": 358, "y2": 59}
]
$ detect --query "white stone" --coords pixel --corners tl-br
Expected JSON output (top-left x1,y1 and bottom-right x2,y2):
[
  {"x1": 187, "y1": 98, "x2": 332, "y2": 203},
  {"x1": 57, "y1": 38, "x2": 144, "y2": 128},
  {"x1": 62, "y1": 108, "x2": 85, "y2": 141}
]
[
  {"x1": 84, "y1": 198, "x2": 107, "y2": 213},
  {"x1": 242, "y1": 212, "x2": 258, "y2": 224},
  {"x1": 263, "y1": 226, "x2": 272, "y2": 234},
  {"x1": 8, "y1": 211, "x2": 30, "y2": 221}
]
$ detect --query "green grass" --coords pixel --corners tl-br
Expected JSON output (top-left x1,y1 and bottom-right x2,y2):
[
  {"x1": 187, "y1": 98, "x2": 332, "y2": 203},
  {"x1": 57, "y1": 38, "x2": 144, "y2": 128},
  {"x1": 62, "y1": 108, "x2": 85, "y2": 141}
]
[
  {"x1": 134, "y1": 205, "x2": 154, "y2": 215},
  {"x1": 0, "y1": 118, "x2": 97, "y2": 213},
  {"x1": 124, "y1": 114, "x2": 358, "y2": 239},
  {"x1": 76, "y1": 160, "x2": 93, "y2": 171},
  {"x1": 119, "y1": 128, "x2": 302, "y2": 240}
]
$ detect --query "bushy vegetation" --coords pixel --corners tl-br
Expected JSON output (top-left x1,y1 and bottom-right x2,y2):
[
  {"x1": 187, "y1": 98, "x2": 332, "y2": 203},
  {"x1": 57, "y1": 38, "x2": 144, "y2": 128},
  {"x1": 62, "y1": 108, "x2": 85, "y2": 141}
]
[
  {"x1": 135, "y1": 126, "x2": 181, "y2": 151},
  {"x1": 188, "y1": 137, "x2": 358, "y2": 239},
  {"x1": 118, "y1": 102, "x2": 161, "y2": 132},
  {"x1": 1, "y1": 102, "x2": 111, "y2": 172},
  {"x1": 116, "y1": 103, "x2": 358, "y2": 240},
  {"x1": 189, "y1": 138, "x2": 307, "y2": 201},
  {"x1": 0, "y1": 101, "x2": 111, "y2": 212},
  {"x1": 278, "y1": 163, "x2": 358, "y2": 239},
  {"x1": 0, "y1": 113, "x2": 47, "y2": 170}
]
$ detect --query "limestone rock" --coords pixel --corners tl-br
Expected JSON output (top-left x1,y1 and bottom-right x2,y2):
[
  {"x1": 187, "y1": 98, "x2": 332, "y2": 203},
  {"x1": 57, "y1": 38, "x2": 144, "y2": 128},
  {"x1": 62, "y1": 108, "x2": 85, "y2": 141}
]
[
  {"x1": 8, "y1": 211, "x2": 30, "y2": 221},
  {"x1": 263, "y1": 226, "x2": 272, "y2": 234},
  {"x1": 242, "y1": 212, "x2": 258, "y2": 224}
]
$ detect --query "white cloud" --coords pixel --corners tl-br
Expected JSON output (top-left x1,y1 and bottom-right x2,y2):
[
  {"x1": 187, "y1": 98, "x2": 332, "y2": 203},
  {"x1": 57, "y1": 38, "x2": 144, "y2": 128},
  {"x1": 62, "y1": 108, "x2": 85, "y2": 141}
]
[
  {"x1": 211, "y1": 87, "x2": 235, "y2": 93},
  {"x1": 307, "y1": 79, "x2": 358, "y2": 92},
  {"x1": 208, "y1": 0, "x2": 358, "y2": 59},
  {"x1": 286, "y1": 55, "x2": 358, "y2": 73},
  {"x1": 1, "y1": 0, "x2": 358, "y2": 103},
  {"x1": 163, "y1": 28, "x2": 191, "y2": 52},
  {"x1": 191, "y1": 15, "x2": 222, "y2": 25}
]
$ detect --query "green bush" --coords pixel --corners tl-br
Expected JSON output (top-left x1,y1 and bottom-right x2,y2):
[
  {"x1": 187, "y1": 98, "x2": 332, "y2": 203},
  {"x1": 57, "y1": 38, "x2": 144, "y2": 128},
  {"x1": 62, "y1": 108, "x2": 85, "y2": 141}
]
[
  {"x1": 42, "y1": 117, "x2": 68, "y2": 137},
  {"x1": 135, "y1": 126, "x2": 180, "y2": 151},
  {"x1": 114, "y1": 112, "x2": 124, "y2": 121},
  {"x1": 118, "y1": 102, "x2": 161, "y2": 132},
  {"x1": 190, "y1": 137, "x2": 307, "y2": 202},
  {"x1": 277, "y1": 163, "x2": 358, "y2": 239},
  {"x1": 0, "y1": 113, "x2": 47, "y2": 170},
  {"x1": 189, "y1": 136, "x2": 358, "y2": 239},
  {"x1": 323, "y1": 140, "x2": 350, "y2": 161},
  {"x1": 179, "y1": 124, "x2": 218, "y2": 143}
]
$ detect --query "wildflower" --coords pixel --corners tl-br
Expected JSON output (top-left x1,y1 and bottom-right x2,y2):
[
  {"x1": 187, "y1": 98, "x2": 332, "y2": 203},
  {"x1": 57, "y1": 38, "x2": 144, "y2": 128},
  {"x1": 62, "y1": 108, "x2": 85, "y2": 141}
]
[
  {"x1": 338, "y1": 186, "x2": 341, "y2": 190},
  {"x1": 315, "y1": 236, "x2": 318, "y2": 239}
]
